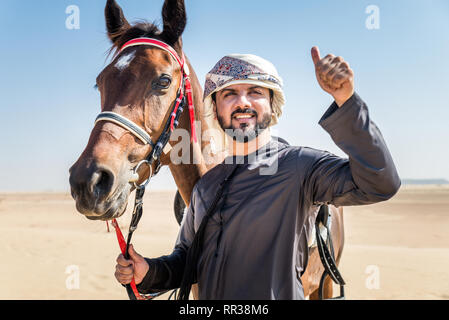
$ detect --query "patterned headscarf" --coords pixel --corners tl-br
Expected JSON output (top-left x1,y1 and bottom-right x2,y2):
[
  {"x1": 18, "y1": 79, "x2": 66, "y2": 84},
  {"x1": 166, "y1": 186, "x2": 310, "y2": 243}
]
[{"x1": 203, "y1": 54, "x2": 286, "y2": 126}]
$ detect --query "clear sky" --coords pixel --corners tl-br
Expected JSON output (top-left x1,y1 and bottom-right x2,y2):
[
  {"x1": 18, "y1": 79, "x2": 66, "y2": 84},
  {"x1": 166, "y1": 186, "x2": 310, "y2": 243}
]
[{"x1": 1, "y1": 0, "x2": 448, "y2": 192}]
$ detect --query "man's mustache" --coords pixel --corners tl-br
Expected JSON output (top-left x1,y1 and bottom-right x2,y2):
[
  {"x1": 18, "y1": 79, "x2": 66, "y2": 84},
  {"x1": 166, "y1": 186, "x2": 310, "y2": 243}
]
[{"x1": 231, "y1": 108, "x2": 258, "y2": 118}]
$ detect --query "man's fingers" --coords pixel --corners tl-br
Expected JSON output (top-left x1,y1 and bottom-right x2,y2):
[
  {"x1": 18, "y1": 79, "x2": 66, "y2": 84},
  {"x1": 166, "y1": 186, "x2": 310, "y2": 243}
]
[
  {"x1": 114, "y1": 246, "x2": 150, "y2": 286},
  {"x1": 115, "y1": 270, "x2": 133, "y2": 284},
  {"x1": 311, "y1": 46, "x2": 321, "y2": 65},
  {"x1": 332, "y1": 69, "x2": 354, "y2": 87},
  {"x1": 320, "y1": 60, "x2": 341, "y2": 81},
  {"x1": 116, "y1": 254, "x2": 134, "y2": 267},
  {"x1": 338, "y1": 61, "x2": 350, "y2": 70},
  {"x1": 116, "y1": 263, "x2": 134, "y2": 275},
  {"x1": 314, "y1": 52, "x2": 353, "y2": 91},
  {"x1": 315, "y1": 54, "x2": 336, "y2": 72},
  {"x1": 115, "y1": 262, "x2": 135, "y2": 285},
  {"x1": 312, "y1": 48, "x2": 355, "y2": 102}
]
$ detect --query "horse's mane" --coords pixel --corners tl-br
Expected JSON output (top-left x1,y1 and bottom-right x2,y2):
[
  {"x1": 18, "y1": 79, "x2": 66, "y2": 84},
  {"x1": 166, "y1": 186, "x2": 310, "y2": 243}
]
[{"x1": 108, "y1": 21, "x2": 161, "y2": 57}]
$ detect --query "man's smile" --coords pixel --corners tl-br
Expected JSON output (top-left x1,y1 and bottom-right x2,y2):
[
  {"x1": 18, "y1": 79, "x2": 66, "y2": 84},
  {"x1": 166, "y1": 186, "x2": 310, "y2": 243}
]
[
  {"x1": 233, "y1": 113, "x2": 256, "y2": 126},
  {"x1": 234, "y1": 114, "x2": 254, "y2": 119},
  {"x1": 231, "y1": 109, "x2": 257, "y2": 126}
]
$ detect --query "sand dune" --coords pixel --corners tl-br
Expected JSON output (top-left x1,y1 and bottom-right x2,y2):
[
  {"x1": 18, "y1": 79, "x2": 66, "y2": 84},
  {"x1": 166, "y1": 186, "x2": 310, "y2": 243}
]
[{"x1": 1, "y1": 187, "x2": 448, "y2": 300}]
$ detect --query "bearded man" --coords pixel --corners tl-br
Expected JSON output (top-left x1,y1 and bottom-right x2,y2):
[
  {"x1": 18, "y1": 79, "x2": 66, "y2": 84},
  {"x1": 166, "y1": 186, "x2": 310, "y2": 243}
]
[{"x1": 114, "y1": 47, "x2": 401, "y2": 300}]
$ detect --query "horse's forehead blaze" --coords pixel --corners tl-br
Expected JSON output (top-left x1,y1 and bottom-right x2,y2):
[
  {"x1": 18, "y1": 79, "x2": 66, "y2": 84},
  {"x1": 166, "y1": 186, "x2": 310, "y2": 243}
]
[{"x1": 114, "y1": 50, "x2": 136, "y2": 71}]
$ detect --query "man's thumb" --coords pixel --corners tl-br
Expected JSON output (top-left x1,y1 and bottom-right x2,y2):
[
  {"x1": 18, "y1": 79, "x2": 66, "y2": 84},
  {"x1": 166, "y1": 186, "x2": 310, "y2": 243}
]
[
  {"x1": 311, "y1": 46, "x2": 321, "y2": 65},
  {"x1": 128, "y1": 244, "x2": 142, "y2": 260}
]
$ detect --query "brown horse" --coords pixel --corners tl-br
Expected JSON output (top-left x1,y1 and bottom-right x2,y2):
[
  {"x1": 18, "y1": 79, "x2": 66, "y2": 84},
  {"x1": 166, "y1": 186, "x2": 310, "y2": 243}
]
[{"x1": 69, "y1": 0, "x2": 344, "y2": 300}]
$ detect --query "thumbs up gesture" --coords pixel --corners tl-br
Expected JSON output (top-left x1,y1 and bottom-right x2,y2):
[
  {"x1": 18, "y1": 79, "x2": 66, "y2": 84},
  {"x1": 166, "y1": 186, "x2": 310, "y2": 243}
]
[{"x1": 311, "y1": 46, "x2": 355, "y2": 107}]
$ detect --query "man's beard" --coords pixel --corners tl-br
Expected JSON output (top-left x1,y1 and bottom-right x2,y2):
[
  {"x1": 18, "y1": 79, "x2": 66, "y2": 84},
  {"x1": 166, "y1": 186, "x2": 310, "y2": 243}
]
[{"x1": 217, "y1": 108, "x2": 272, "y2": 143}]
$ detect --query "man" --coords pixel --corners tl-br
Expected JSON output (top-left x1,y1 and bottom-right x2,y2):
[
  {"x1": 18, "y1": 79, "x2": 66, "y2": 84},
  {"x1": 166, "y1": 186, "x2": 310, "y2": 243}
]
[{"x1": 114, "y1": 47, "x2": 401, "y2": 299}]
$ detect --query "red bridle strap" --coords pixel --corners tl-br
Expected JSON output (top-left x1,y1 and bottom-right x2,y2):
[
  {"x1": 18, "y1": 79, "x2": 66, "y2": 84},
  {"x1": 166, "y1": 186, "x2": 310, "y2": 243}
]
[
  {"x1": 111, "y1": 219, "x2": 151, "y2": 300},
  {"x1": 120, "y1": 38, "x2": 197, "y2": 143}
]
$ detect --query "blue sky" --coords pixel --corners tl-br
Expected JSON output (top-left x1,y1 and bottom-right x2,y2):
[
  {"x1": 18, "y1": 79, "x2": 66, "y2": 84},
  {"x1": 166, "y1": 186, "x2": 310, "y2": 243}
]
[{"x1": 1, "y1": 0, "x2": 448, "y2": 192}]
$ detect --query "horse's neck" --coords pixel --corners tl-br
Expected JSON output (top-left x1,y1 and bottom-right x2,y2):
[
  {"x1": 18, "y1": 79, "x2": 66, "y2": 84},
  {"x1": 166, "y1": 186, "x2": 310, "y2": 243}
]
[
  {"x1": 166, "y1": 57, "x2": 222, "y2": 206},
  {"x1": 185, "y1": 57, "x2": 227, "y2": 170}
]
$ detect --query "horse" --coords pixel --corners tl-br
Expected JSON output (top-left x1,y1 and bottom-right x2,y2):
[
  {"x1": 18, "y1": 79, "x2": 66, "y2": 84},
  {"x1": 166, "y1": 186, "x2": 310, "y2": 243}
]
[{"x1": 69, "y1": 0, "x2": 345, "y2": 300}]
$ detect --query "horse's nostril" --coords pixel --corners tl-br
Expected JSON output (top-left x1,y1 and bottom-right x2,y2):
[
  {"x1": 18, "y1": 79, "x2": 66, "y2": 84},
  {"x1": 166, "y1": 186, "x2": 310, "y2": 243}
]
[
  {"x1": 98, "y1": 170, "x2": 111, "y2": 190},
  {"x1": 90, "y1": 168, "x2": 114, "y2": 199}
]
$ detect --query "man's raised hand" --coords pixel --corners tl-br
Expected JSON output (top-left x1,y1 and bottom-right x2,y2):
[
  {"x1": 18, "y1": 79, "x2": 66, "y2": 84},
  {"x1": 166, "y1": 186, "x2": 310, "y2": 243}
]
[{"x1": 311, "y1": 46, "x2": 354, "y2": 107}]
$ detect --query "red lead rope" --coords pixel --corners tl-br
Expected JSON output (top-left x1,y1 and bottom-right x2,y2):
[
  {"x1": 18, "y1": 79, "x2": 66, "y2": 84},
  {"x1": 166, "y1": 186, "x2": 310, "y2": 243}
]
[{"x1": 111, "y1": 219, "x2": 150, "y2": 300}]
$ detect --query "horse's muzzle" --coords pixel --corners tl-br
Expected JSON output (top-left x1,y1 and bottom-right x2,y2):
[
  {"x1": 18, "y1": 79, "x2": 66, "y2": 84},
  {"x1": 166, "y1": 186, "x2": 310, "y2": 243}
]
[{"x1": 69, "y1": 162, "x2": 125, "y2": 219}]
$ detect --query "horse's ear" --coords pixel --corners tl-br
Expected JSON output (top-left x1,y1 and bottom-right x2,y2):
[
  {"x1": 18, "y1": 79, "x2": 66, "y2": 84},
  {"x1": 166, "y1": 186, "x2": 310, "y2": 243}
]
[
  {"x1": 105, "y1": 0, "x2": 130, "y2": 44},
  {"x1": 160, "y1": 0, "x2": 187, "y2": 47}
]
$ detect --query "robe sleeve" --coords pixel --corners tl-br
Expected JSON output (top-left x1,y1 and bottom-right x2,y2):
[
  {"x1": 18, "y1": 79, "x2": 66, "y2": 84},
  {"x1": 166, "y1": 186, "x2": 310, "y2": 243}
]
[
  {"x1": 136, "y1": 185, "x2": 197, "y2": 294},
  {"x1": 300, "y1": 92, "x2": 401, "y2": 207}
]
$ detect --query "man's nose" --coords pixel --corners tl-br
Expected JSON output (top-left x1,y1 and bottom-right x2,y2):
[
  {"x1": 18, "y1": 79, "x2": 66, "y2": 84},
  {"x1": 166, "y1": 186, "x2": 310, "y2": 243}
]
[{"x1": 234, "y1": 93, "x2": 252, "y2": 109}]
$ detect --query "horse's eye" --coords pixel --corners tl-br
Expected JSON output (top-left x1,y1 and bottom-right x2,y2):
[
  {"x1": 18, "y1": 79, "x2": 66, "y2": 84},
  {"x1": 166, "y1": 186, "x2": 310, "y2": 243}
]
[{"x1": 153, "y1": 75, "x2": 172, "y2": 89}]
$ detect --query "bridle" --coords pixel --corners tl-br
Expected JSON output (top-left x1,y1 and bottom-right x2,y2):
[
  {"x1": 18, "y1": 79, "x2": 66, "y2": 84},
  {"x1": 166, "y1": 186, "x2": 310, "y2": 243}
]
[
  {"x1": 94, "y1": 38, "x2": 196, "y2": 300},
  {"x1": 95, "y1": 37, "x2": 197, "y2": 176}
]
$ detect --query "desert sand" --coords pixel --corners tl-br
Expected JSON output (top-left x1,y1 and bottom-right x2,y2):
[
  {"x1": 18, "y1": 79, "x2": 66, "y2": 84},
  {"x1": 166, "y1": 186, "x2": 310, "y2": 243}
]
[{"x1": 1, "y1": 186, "x2": 448, "y2": 300}]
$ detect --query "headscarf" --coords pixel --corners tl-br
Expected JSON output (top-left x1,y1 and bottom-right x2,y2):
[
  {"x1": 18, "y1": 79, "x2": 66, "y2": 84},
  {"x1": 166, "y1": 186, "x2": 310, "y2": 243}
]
[{"x1": 203, "y1": 54, "x2": 286, "y2": 126}]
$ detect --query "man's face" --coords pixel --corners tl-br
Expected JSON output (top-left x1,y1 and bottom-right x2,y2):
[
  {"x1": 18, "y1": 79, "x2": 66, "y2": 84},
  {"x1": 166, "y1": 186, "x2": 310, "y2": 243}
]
[{"x1": 214, "y1": 84, "x2": 272, "y2": 143}]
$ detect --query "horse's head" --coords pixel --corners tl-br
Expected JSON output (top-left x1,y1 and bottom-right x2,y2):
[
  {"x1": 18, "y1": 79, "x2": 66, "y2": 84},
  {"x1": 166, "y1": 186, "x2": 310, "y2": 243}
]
[{"x1": 69, "y1": 0, "x2": 190, "y2": 221}]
